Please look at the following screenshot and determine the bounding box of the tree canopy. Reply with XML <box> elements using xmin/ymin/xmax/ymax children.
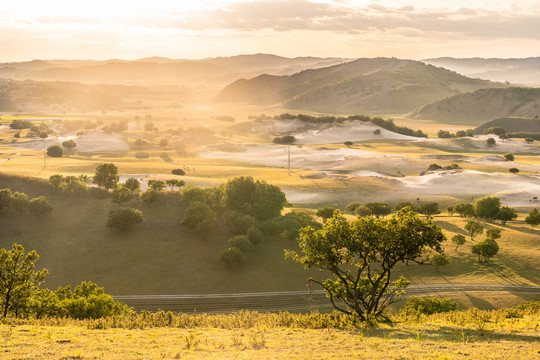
<box><xmin>286</xmin><ymin>208</ymin><xmax>446</xmax><ymax>320</ymax></box>
<box><xmin>93</xmin><ymin>163</ymin><xmax>119</xmax><ymax>190</ymax></box>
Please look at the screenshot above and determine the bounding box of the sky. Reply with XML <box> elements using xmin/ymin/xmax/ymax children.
<box><xmin>1</xmin><ymin>0</ymin><xmax>540</xmax><ymax>61</ymax></box>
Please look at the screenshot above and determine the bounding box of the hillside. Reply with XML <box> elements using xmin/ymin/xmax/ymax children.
<box><xmin>215</xmin><ymin>57</ymin><xmax>502</xmax><ymax>114</ymax></box>
<box><xmin>409</xmin><ymin>87</ymin><xmax>540</xmax><ymax>125</ymax></box>
<box><xmin>0</xmin><ymin>54</ymin><xmax>349</xmax><ymax>86</ymax></box>
<box><xmin>423</xmin><ymin>57</ymin><xmax>540</xmax><ymax>84</ymax></box>
<box><xmin>475</xmin><ymin>117</ymin><xmax>540</xmax><ymax>134</ymax></box>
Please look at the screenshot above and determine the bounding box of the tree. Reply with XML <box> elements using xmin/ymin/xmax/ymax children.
<box><xmin>111</xmin><ymin>186</ymin><xmax>134</xmax><ymax>204</ymax></box>
<box><xmin>344</xmin><ymin>141</ymin><xmax>353</xmax><ymax>146</ymax></box>
<box><xmin>354</xmin><ymin>205</ymin><xmax>372</xmax><ymax>217</ymax></box>
<box><xmin>525</xmin><ymin>209</ymin><xmax>540</xmax><ymax>229</ymax></box>
<box><xmin>486</xmin><ymin>138</ymin><xmax>496</xmax><ymax>146</ymax></box>
<box><xmin>46</xmin><ymin>145</ymin><xmax>63</xmax><ymax>157</ymax></box>
<box><xmin>0</xmin><ymin>188</ymin><xmax>12</xmax><ymax>210</ymax></box>
<box><xmin>395</xmin><ymin>201</ymin><xmax>416</xmax><ymax>212</ymax></box>
<box><xmin>93</xmin><ymin>163</ymin><xmax>119</xmax><ymax>190</ymax></box>
<box><xmin>159</xmin><ymin>139</ymin><xmax>169</xmax><ymax>148</ymax></box>
<box><xmin>418</xmin><ymin>202</ymin><xmax>440</xmax><ymax>219</ymax></box>
<box><xmin>286</xmin><ymin>208</ymin><xmax>446</xmax><ymax>320</ymax></box>
<box><xmin>28</xmin><ymin>196</ymin><xmax>52</xmax><ymax>217</ymax></box>
<box><xmin>123</xmin><ymin>178</ymin><xmax>140</xmax><ymax>192</ymax></box>
<box><xmin>431</xmin><ymin>253</ymin><xmax>450</xmax><ymax>271</ymax></box>
<box><xmin>437</xmin><ymin>130</ymin><xmax>453</xmax><ymax>138</ymax></box>
<box><xmin>141</xmin><ymin>188</ymin><xmax>162</xmax><ymax>206</ymax></box>
<box><xmin>503</xmin><ymin>153</ymin><xmax>514</xmax><ymax>161</ymax></box>
<box><xmin>364</xmin><ymin>202</ymin><xmax>391</xmax><ymax>218</ymax></box>
<box><xmin>147</xmin><ymin>180</ymin><xmax>165</xmax><ymax>191</ymax></box>
<box><xmin>345</xmin><ymin>202</ymin><xmax>362</xmax><ymax>213</ymax></box>
<box><xmin>172</xmin><ymin>169</ymin><xmax>186</xmax><ymax>176</ymax></box>
<box><xmin>0</xmin><ymin>244</ymin><xmax>48</xmax><ymax>317</ymax></box>
<box><xmin>62</xmin><ymin>140</ymin><xmax>76</xmax><ymax>150</ymax></box>
<box><xmin>106</xmin><ymin>207</ymin><xmax>144</xmax><ymax>232</ymax></box>
<box><xmin>10</xmin><ymin>192</ymin><xmax>29</xmax><ymax>213</ymax></box>
<box><xmin>228</xmin><ymin>235</ymin><xmax>252</xmax><ymax>253</ymax></box>
<box><xmin>182</xmin><ymin>201</ymin><xmax>216</xmax><ymax>231</ymax></box>
<box><xmin>472</xmin><ymin>238</ymin><xmax>499</xmax><ymax>262</ymax></box>
<box><xmin>454</xmin><ymin>203</ymin><xmax>476</xmax><ymax>218</ymax></box>
<box><xmin>180</xmin><ymin>186</ymin><xmax>206</xmax><ymax>205</ymax></box>
<box><xmin>486</xmin><ymin>228</ymin><xmax>502</xmax><ymax>240</ymax></box>
<box><xmin>316</xmin><ymin>207</ymin><xmax>336</xmax><ymax>223</ymax></box>
<box><xmin>464</xmin><ymin>220</ymin><xmax>483</xmax><ymax>240</ymax></box>
<box><xmin>475</xmin><ymin>197</ymin><xmax>501</xmax><ymax>221</ymax></box>
<box><xmin>220</xmin><ymin>247</ymin><xmax>246</xmax><ymax>269</ymax></box>
<box><xmin>451</xmin><ymin>234</ymin><xmax>466</xmax><ymax>250</ymax></box>
<box><xmin>509</xmin><ymin>168</ymin><xmax>520</xmax><ymax>174</ymax></box>
<box><xmin>496</xmin><ymin>206</ymin><xmax>517</xmax><ymax>225</ymax></box>
<box><xmin>525</xmin><ymin>138</ymin><xmax>534</xmax><ymax>143</ymax></box>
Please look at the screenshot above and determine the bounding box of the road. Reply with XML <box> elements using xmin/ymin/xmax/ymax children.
<box><xmin>113</xmin><ymin>283</ymin><xmax>540</xmax><ymax>313</ymax></box>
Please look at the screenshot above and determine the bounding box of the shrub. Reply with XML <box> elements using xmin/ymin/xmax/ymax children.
<box><xmin>509</xmin><ymin>168</ymin><xmax>519</xmax><ymax>174</ymax></box>
<box><xmin>404</xmin><ymin>296</ymin><xmax>458</xmax><ymax>315</ymax></box>
<box><xmin>228</xmin><ymin>235</ymin><xmax>252</xmax><ymax>253</ymax></box>
<box><xmin>344</xmin><ymin>202</ymin><xmax>362</xmax><ymax>213</ymax></box>
<box><xmin>486</xmin><ymin>138</ymin><xmax>496</xmax><ymax>146</ymax></box>
<box><xmin>28</xmin><ymin>196</ymin><xmax>53</xmax><ymax>217</ymax></box>
<box><xmin>141</xmin><ymin>188</ymin><xmax>162</xmax><ymax>206</ymax></box>
<box><xmin>220</xmin><ymin>247</ymin><xmax>246</xmax><ymax>269</ymax></box>
<box><xmin>172</xmin><ymin>169</ymin><xmax>186</xmax><ymax>176</ymax></box>
<box><xmin>247</xmin><ymin>226</ymin><xmax>265</xmax><ymax>244</ymax></box>
<box><xmin>503</xmin><ymin>153</ymin><xmax>515</xmax><ymax>161</ymax></box>
<box><xmin>222</xmin><ymin>210</ymin><xmax>256</xmax><ymax>235</ymax></box>
<box><xmin>182</xmin><ymin>202</ymin><xmax>216</xmax><ymax>230</ymax></box>
<box><xmin>106</xmin><ymin>207</ymin><xmax>144</xmax><ymax>231</ymax></box>
<box><xmin>46</xmin><ymin>145</ymin><xmax>63</xmax><ymax>157</ymax></box>
<box><xmin>472</xmin><ymin>238</ymin><xmax>499</xmax><ymax>262</ymax></box>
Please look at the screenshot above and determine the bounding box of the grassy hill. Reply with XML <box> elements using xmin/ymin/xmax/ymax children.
<box><xmin>423</xmin><ymin>57</ymin><xmax>540</xmax><ymax>84</ymax></box>
<box><xmin>474</xmin><ymin>117</ymin><xmax>540</xmax><ymax>134</ymax></box>
<box><xmin>215</xmin><ymin>57</ymin><xmax>502</xmax><ymax>114</ymax></box>
<box><xmin>409</xmin><ymin>87</ymin><xmax>540</xmax><ymax>125</ymax></box>
<box><xmin>0</xmin><ymin>173</ymin><xmax>538</xmax><ymax>302</ymax></box>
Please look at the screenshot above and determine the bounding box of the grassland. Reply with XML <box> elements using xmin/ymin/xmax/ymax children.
<box><xmin>1</xmin><ymin>306</ymin><xmax>538</xmax><ymax>359</ymax></box>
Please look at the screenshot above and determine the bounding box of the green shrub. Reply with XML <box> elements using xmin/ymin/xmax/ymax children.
<box><xmin>404</xmin><ymin>296</ymin><xmax>458</xmax><ymax>315</ymax></box>
<box><xmin>247</xmin><ymin>226</ymin><xmax>265</xmax><ymax>244</ymax></box>
<box><xmin>228</xmin><ymin>235</ymin><xmax>252</xmax><ymax>253</ymax></box>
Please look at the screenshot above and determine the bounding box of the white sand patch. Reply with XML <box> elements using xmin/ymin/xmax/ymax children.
<box><xmin>294</xmin><ymin>121</ymin><xmax>419</xmax><ymax>145</ymax></box>
<box><xmin>350</xmin><ymin>170</ymin><xmax>391</xmax><ymax>178</ymax></box>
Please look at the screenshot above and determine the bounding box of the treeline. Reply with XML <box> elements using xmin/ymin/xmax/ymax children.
<box><xmin>252</xmin><ymin>113</ymin><xmax>428</xmax><ymax>138</ymax></box>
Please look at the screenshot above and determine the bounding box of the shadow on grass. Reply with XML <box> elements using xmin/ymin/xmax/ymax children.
<box><xmin>434</xmin><ymin>220</ymin><xmax>467</xmax><ymax>235</ymax></box>
<box><xmin>355</xmin><ymin>325</ymin><xmax>539</xmax><ymax>344</ymax></box>
<box><xmin>504</xmin><ymin>224</ymin><xmax>540</xmax><ymax>236</ymax></box>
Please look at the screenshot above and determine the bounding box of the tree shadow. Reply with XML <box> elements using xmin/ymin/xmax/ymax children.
<box><xmin>433</xmin><ymin>220</ymin><xmax>467</xmax><ymax>235</ymax></box>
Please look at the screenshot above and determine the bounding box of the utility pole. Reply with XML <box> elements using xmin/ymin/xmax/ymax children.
<box><xmin>288</xmin><ymin>143</ymin><xmax>291</xmax><ymax>175</ymax></box>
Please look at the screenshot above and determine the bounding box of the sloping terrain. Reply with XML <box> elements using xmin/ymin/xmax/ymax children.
<box><xmin>0</xmin><ymin>54</ymin><xmax>349</xmax><ymax>86</ymax></box>
<box><xmin>423</xmin><ymin>57</ymin><xmax>540</xmax><ymax>84</ymax></box>
<box><xmin>475</xmin><ymin>117</ymin><xmax>540</xmax><ymax>134</ymax></box>
<box><xmin>409</xmin><ymin>87</ymin><xmax>540</xmax><ymax>125</ymax></box>
<box><xmin>215</xmin><ymin>57</ymin><xmax>501</xmax><ymax>114</ymax></box>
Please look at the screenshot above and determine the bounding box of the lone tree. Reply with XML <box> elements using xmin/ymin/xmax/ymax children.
<box><xmin>509</xmin><ymin>168</ymin><xmax>520</xmax><ymax>174</ymax></box>
<box><xmin>451</xmin><ymin>234</ymin><xmax>466</xmax><ymax>250</ymax></box>
<box><xmin>93</xmin><ymin>163</ymin><xmax>119</xmax><ymax>190</ymax></box>
<box><xmin>418</xmin><ymin>202</ymin><xmax>441</xmax><ymax>219</ymax></box>
<box><xmin>286</xmin><ymin>208</ymin><xmax>446</xmax><ymax>321</ymax></box>
<box><xmin>316</xmin><ymin>207</ymin><xmax>336</xmax><ymax>223</ymax></box>
<box><xmin>503</xmin><ymin>153</ymin><xmax>514</xmax><ymax>161</ymax></box>
<box><xmin>472</xmin><ymin>238</ymin><xmax>499</xmax><ymax>262</ymax></box>
<box><xmin>486</xmin><ymin>228</ymin><xmax>503</xmax><ymax>240</ymax></box>
<box><xmin>0</xmin><ymin>244</ymin><xmax>48</xmax><ymax>317</ymax></box>
<box><xmin>106</xmin><ymin>207</ymin><xmax>144</xmax><ymax>232</ymax></box>
<box><xmin>62</xmin><ymin>140</ymin><xmax>76</xmax><ymax>150</ymax></box>
<box><xmin>465</xmin><ymin>220</ymin><xmax>484</xmax><ymax>240</ymax></box>
<box><xmin>525</xmin><ymin>208</ymin><xmax>540</xmax><ymax>229</ymax></box>
<box><xmin>220</xmin><ymin>247</ymin><xmax>246</xmax><ymax>269</ymax></box>
<box><xmin>46</xmin><ymin>145</ymin><xmax>63</xmax><ymax>158</ymax></box>
<box><xmin>431</xmin><ymin>253</ymin><xmax>450</xmax><ymax>271</ymax></box>
<box><xmin>486</xmin><ymin>137</ymin><xmax>496</xmax><ymax>146</ymax></box>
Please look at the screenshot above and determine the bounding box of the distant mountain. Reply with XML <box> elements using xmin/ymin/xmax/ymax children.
<box><xmin>409</xmin><ymin>87</ymin><xmax>540</xmax><ymax>125</ymax></box>
<box><xmin>422</xmin><ymin>57</ymin><xmax>540</xmax><ymax>84</ymax></box>
<box><xmin>215</xmin><ymin>57</ymin><xmax>502</xmax><ymax>114</ymax></box>
<box><xmin>0</xmin><ymin>54</ymin><xmax>350</xmax><ymax>86</ymax></box>
<box><xmin>474</xmin><ymin>117</ymin><xmax>540</xmax><ymax>134</ymax></box>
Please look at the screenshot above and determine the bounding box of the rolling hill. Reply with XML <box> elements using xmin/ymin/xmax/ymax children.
<box><xmin>215</xmin><ymin>57</ymin><xmax>502</xmax><ymax>114</ymax></box>
<box><xmin>474</xmin><ymin>117</ymin><xmax>540</xmax><ymax>134</ymax></box>
<box><xmin>0</xmin><ymin>54</ymin><xmax>349</xmax><ymax>86</ymax></box>
<box><xmin>409</xmin><ymin>87</ymin><xmax>540</xmax><ymax>125</ymax></box>
<box><xmin>423</xmin><ymin>57</ymin><xmax>540</xmax><ymax>84</ymax></box>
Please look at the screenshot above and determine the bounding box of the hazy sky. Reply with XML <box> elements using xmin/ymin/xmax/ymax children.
<box><xmin>2</xmin><ymin>0</ymin><xmax>540</xmax><ymax>61</ymax></box>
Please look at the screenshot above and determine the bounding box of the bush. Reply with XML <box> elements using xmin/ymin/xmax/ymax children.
<box><xmin>172</xmin><ymin>169</ymin><xmax>186</xmax><ymax>176</ymax></box>
<box><xmin>106</xmin><ymin>207</ymin><xmax>144</xmax><ymax>231</ymax></box>
<box><xmin>28</xmin><ymin>196</ymin><xmax>53</xmax><ymax>217</ymax></box>
<box><xmin>503</xmin><ymin>153</ymin><xmax>515</xmax><ymax>161</ymax></box>
<box><xmin>509</xmin><ymin>168</ymin><xmax>520</xmax><ymax>174</ymax></box>
<box><xmin>486</xmin><ymin>138</ymin><xmax>496</xmax><ymax>146</ymax></box>
<box><xmin>344</xmin><ymin>202</ymin><xmax>362</xmax><ymax>213</ymax></box>
<box><xmin>403</xmin><ymin>296</ymin><xmax>458</xmax><ymax>315</ymax></box>
<box><xmin>222</xmin><ymin>210</ymin><xmax>257</xmax><ymax>235</ymax></box>
<box><xmin>220</xmin><ymin>247</ymin><xmax>246</xmax><ymax>269</ymax></box>
<box><xmin>46</xmin><ymin>145</ymin><xmax>63</xmax><ymax>157</ymax></box>
<box><xmin>247</xmin><ymin>226</ymin><xmax>265</xmax><ymax>244</ymax></box>
<box><xmin>141</xmin><ymin>188</ymin><xmax>162</xmax><ymax>206</ymax></box>
<box><xmin>182</xmin><ymin>201</ymin><xmax>216</xmax><ymax>230</ymax></box>
<box><xmin>228</xmin><ymin>235</ymin><xmax>252</xmax><ymax>253</ymax></box>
